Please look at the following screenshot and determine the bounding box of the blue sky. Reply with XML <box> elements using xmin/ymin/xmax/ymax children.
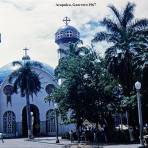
<box><xmin>0</xmin><ymin>0</ymin><xmax>147</xmax><ymax>68</ymax></box>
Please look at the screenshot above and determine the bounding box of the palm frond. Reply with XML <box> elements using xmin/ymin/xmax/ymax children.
<box><xmin>108</xmin><ymin>4</ymin><xmax>122</xmax><ymax>24</ymax></box>
<box><xmin>131</xmin><ymin>19</ymin><xmax>148</xmax><ymax>29</ymax></box>
<box><xmin>122</xmin><ymin>2</ymin><xmax>135</xmax><ymax>27</ymax></box>
<box><xmin>92</xmin><ymin>32</ymin><xmax>110</xmax><ymax>42</ymax></box>
<box><xmin>9</xmin><ymin>63</ymin><xmax>41</xmax><ymax>98</ymax></box>
<box><xmin>100</xmin><ymin>18</ymin><xmax>120</xmax><ymax>33</ymax></box>
<box><xmin>12</xmin><ymin>61</ymin><xmax>23</xmax><ymax>66</ymax></box>
<box><xmin>133</xmin><ymin>29</ymin><xmax>148</xmax><ymax>36</ymax></box>
<box><xmin>93</xmin><ymin>31</ymin><xmax>120</xmax><ymax>43</ymax></box>
<box><xmin>8</xmin><ymin>68</ymin><xmax>22</xmax><ymax>83</ymax></box>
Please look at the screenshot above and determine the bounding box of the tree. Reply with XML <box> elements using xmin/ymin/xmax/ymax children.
<box><xmin>54</xmin><ymin>44</ymin><xmax>94</xmax><ymax>142</ymax></box>
<box><xmin>92</xmin><ymin>2</ymin><xmax>148</xmax><ymax>97</ymax></box>
<box><xmin>46</xmin><ymin>44</ymin><xmax>118</xmax><ymax>142</ymax></box>
<box><xmin>9</xmin><ymin>61</ymin><xmax>41</xmax><ymax>139</ymax></box>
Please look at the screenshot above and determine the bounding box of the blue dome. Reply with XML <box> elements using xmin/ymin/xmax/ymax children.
<box><xmin>55</xmin><ymin>25</ymin><xmax>80</xmax><ymax>44</ymax></box>
<box><xmin>0</xmin><ymin>60</ymin><xmax>55</xmax><ymax>85</ymax></box>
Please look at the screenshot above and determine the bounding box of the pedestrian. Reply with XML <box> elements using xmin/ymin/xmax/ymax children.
<box><xmin>69</xmin><ymin>130</ymin><xmax>74</xmax><ymax>143</ymax></box>
<box><xmin>129</xmin><ymin>126</ymin><xmax>134</xmax><ymax>143</ymax></box>
<box><xmin>0</xmin><ymin>133</ymin><xmax>4</xmax><ymax>143</ymax></box>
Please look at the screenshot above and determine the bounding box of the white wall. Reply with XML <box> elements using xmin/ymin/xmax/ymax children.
<box><xmin>0</xmin><ymin>67</ymin><xmax>58</xmax><ymax>135</ymax></box>
<box><xmin>0</xmin><ymin>66</ymin><xmax>75</xmax><ymax>136</ymax></box>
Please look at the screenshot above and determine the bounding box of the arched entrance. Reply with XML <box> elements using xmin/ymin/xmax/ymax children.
<box><xmin>22</xmin><ymin>104</ymin><xmax>40</xmax><ymax>137</ymax></box>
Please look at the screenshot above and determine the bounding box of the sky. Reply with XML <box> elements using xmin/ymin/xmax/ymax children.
<box><xmin>0</xmin><ymin>0</ymin><xmax>147</xmax><ymax>68</ymax></box>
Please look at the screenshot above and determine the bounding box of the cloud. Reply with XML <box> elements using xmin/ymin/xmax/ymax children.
<box><xmin>0</xmin><ymin>0</ymin><xmax>147</xmax><ymax>68</ymax></box>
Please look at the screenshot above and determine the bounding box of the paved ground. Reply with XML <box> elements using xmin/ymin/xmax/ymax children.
<box><xmin>69</xmin><ymin>143</ymin><xmax>141</xmax><ymax>148</ymax></box>
<box><xmin>0</xmin><ymin>137</ymin><xmax>67</xmax><ymax>148</ymax></box>
<box><xmin>0</xmin><ymin>137</ymin><xmax>141</xmax><ymax>148</ymax></box>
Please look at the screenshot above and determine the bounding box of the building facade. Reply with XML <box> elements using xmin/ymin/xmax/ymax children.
<box><xmin>0</xmin><ymin>17</ymin><xmax>79</xmax><ymax>137</ymax></box>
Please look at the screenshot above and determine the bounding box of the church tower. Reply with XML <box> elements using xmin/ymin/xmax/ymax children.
<box><xmin>55</xmin><ymin>17</ymin><xmax>80</xmax><ymax>59</ymax></box>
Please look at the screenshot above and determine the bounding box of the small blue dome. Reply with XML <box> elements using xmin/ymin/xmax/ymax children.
<box><xmin>55</xmin><ymin>25</ymin><xmax>80</xmax><ymax>44</ymax></box>
<box><xmin>0</xmin><ymin>60</ymin><xmax>55</xmax><ymax>85</ymax></box>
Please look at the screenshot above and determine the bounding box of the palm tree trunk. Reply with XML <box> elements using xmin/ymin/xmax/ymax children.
<box><xmin>26</xmin><ymin>77</ymin><xmax>32</xmax><ymax>139</ymax></box>
<box><xmin>26</xmin><ymin>92</ymin><xmax>32</xmax><ymax>139</ymax></box>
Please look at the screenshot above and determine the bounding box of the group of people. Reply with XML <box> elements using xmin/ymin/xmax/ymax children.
<box><xmin>69</xmin><ymin>125</ymin><xmax>108</xmax><ymax>144</ymax></box>
<box><xmin>69</xmin><ymin>124</ymin><xmax>148</xmax><ymax>144</ymax></box>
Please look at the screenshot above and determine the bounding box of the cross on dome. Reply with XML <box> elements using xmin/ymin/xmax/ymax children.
<box><xmin>23</xmin><ymin>48</ymin><xmax>29</xmax><ymax>57</ymax></box>
<box><xmin>22</xmin><ymin>48</ymin><xmax>30</xmax><ymax>60</ymax></box>
<box><xmin>55</xmin><ymin>17</ymin><xmax>80</xmax><ymax>44</ymax></box>
<box><xmin>63</xmin><ymin>17</ymin><xmax>71</xmax><ymax>25</ymax></box>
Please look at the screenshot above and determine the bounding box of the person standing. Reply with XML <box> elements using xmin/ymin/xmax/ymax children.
<box><xmin>0</xmin><ymin>133</ymin><xmax>4</xmax><ymax>143</ymax></box>
<box><xmin>69</xmin><ymin>130</ymin><xmax>74</xmax><ymax>143</ymax></box>
<box><xmin>31</xmin><ymin>112</ymin><xmax>34</xmax><ymax>139</ymax></box>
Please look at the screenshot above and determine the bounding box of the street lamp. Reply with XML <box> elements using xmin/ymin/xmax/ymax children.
<box><xmin>135</xmin><ymin>81</ymin><xmax>144</xmax><ymax>146</ymax></box>
<box><xmin>54</xmin><ymin>102</ymin><xmax>60</xmax><ymax>143</ymax></box>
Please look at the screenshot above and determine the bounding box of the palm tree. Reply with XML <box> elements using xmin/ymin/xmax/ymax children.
<box><xmin>9</xmin><ymin>61</ymin><xmax>41</xmax><ymax>139</ymax></box>
<box><xmin>92</xmin><ymin>2</ymin><xmax>148</xmax><ymax>96</ymax></box>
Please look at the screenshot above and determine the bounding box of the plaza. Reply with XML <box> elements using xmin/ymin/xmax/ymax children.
<box><xmin>0</xmin><ymin>137</ymin><xmax>140</xmax><ymax>148</ymax></box>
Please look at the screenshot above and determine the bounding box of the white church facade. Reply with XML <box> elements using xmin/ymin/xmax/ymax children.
<box><xmin>0</xmin><ymin>17</ymin><xmax>79</xmax><ymax>137</ymax></box>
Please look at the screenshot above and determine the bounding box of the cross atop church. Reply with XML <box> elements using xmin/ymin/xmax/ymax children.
<box><xmin>22</xmin><ymin>48</ymin><xmax>30</xmax><ymax>60</ymax></box>
<box><xmin>23</xmin><ymin>48</ymin><xmax>29</xmax><ymax>57</ymax></box>
<box><xmin>63</xmin><ymin>17</ymin><xmax>71</xmax><ymax>25</ymax></box>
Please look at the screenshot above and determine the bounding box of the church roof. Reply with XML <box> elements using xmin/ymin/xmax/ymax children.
<box><xmin>56</xmin><ymin>25</ymin><xmax>79</xmax><ymax>34</ymax></box>
<box><xmin>55</xmin><ymin>25</ymin><xmax>80</xmax><ymax>44</ymax></box>
<box><xmin>0</xmin><ymin>60</ymin><xmax>55</xmax><ymax>85</ymax></box>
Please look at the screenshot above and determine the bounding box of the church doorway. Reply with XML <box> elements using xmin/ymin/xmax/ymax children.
<box><xmin>22</xmin><ymin>104</ymin><xmax>40</xmax><ymax>137</ymax></box>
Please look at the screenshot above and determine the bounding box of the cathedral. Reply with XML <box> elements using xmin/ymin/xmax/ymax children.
<box><xmin>0</xmin><ymin>17</ymin><xmax>80</xmax><ymax>137</ymax></box>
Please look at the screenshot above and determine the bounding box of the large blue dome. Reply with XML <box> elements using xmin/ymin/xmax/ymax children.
<box><xmin>55</xmin><ymin>25</ymin><xmax>80</xmax><ymax>44</ymax></box>
<box><xmin>0</xmin><ymin>60</ymin><xmax>55</xmax><ymax>85</ymax></box>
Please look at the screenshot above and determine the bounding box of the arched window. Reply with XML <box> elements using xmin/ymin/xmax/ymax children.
<box><xmin>66</xmin><ymin>30</ymin><xmax>73</xmax><ymax>37</ymax></box>
<box><xmin>3</xmin><ymin>111</ymin><xmax>16</xmax><ymax>136</ymax></box>
<box><xmin>57</xmin><ymin>33</ymin><xmax>61</xmax><ymax>39</ymax></box>
<box><xmin>57</xmin><ymin>32</ymin><xmax>64</xmax><ymax>39</ymax></box>
<box><xmin>46</xmin><ymin>109</ymin><xmax>55</xmax><ymax>134</ymax></box>
<box><xmin>60</xmin><ymin>32</ymin><xmax>64</xmax><ymax>38</ymax></box>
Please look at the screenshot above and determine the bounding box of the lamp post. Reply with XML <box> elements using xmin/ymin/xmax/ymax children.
<box><xmin>135</xmin><ymin>81</ymin><xmax>144</xmax><ymax>146</ymax></box>
<box><xmin>54</xmin><ymin>103</ymin><xmax>59</xmax><ymax>143</ymax></box>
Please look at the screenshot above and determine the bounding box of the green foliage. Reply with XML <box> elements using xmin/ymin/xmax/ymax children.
<box><xmin>46</xmin><ymin>44</ymin><xmax>119</xmax><ymax>125</ymax></box>
<box><xmin>122</xmin><ymin>95</ymin><xmax>137</xmax><ymax>109</ymax></box>
<box><xmin>92</xmin><ymin>2</ymin><xmax>148</xmax><ymax>98</ymax></box>
<box><xmin>92</xmin><ymin>2</ymin><xmax>148</xmax><ymax>125</ymax></box>
<box><xmin>8</xmin><ymin>61</ymin><xmax>41</xmax><ymax>139</ymax></box>
<box><xmin>9</xmin><ymin>61</ymin><xmax>41</xmax><ymax>98</ymax></box>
